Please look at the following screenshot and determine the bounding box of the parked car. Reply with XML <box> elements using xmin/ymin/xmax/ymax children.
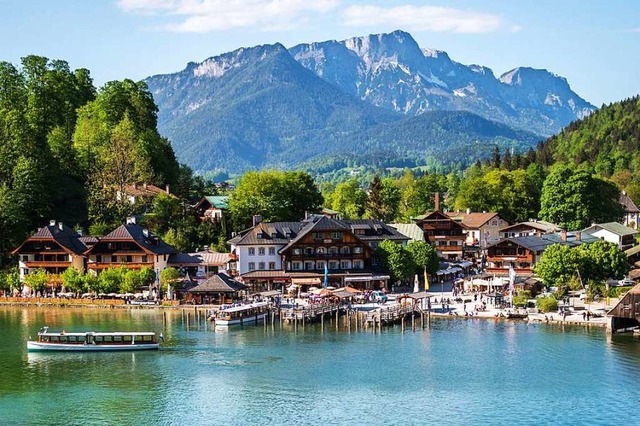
<box><xmin>370</xmin><ymin>291</ymin><xmax>388</xmax><ymax>303</ymax></box>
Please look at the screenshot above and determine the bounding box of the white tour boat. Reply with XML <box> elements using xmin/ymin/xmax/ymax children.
<box><xmin>27</xmin><ymin>327</ymin><xmax>161</xmax><ymax>352</ymax></box>
<box><xmin>212</xmin><ymin>301</ymin><xmax>270</xmax><ymax>326</ymax></box>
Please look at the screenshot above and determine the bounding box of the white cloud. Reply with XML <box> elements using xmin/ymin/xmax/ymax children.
<box><xmin>342</xmin><ymin>5</ymin><xmax>513</xmax><ymax>34</ymax></box>
<box><xmin>117</xmin><ymin>0</ymin><xmax>340</xmax><ymax>32</ymax></box>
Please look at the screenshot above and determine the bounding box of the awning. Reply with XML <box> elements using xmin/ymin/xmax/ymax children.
<box><xmin>291</xmin><ymin>278</ymin><xmax>321</xmax><ymax>285</ymax></box>
<box><xmin>344</xmin><ymin>275</ymin><xmax>390</xmax><ymax>282</ymax></box>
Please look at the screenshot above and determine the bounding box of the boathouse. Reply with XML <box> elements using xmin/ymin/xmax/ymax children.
<box><xmin>607</xmin><ymin>283</ymin><xmax>640</xmax><ymax>333</ymax></box>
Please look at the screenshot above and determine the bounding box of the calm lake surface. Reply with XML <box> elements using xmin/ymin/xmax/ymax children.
<box><xmin>1</xmin><ymin>306</ymin><xmax>639</xmax><ymax>426</ymax></box>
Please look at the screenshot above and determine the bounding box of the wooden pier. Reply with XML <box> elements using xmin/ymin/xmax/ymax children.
<box><xmin>280</xmin><ymin>304</ymin><xmax>341</xmax><ymax>323</ymax></box>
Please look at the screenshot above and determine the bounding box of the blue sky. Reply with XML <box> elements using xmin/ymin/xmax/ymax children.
<box><xmin>1</xmin><ymin>0</ymin><xmax>639</xmax><ymax>106</ymax></box>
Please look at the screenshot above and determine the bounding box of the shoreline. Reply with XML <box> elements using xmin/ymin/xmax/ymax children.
<box><xmin>0</xmin><ymin>300</ymin><xmax>611</xmax><ymax>330</ymax></box>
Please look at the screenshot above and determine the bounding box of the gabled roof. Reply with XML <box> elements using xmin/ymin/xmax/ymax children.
<box><xmin>343</xmin><ymin>219</ymin><xmax>409</xmax><ymax>242</ymax></box>
<box><xmin>280</xmin><ymin>215</ymin><xmax>349</xmax><ymax>251</ymax></box>
<box><xmin>487</xmin><ymin>232</ymin><xmax>599</xmax><ymax>252</ymax></box>
<box><xmin>583</xmin><ymin>222</ymin><xmax>639</xmax><ymax>237</ymax></box>
<box><xmin>168</xmin><ymin>250</ymin><xmax>231</xmax><ymax>266</ymax></box>
<box><xmin>187</xmin><ymin>273</ymin><xmax>247</xmax><ymax>293</ymax></box>
<box><xmin>204</xmin><ymin>195</ymin><xmax>228</xmax><ymax>209</ymax></box>
<box><xmin>87</xmin><ymin>224</ymin><xmax>177</xmax><ymax>255</ymax></box>
<box><xmin>229</xmin><ymin>222</ymin><xmax>304</xmax><ymax>246</ymax></box>
<box><xmin>389</xmin><ymin>223</ymin><xmax>425</xmax><ymax>242</ymax></box>
<box><xmin>499</xmin><ymin>220</ymin><xmax>562</xmax><ymax>233</ymax></box>
<box><xmin>620</xmin><ymin>192</ymin><xmax>640</xmax><ymax>214</ymax></box>
<box><xmin>124</xmin><ymin>183</ymin><xmax>167</xmax><ymax>197</ymax></box>
<box><xmin>12</xmin><ymin>223</ymin><xmax>86</xmax><ymax>255</ymax></box>
<box><xmin>445</xmin><ymin>212</ymin><xmax>501</xmax><ymax>229</ymax></box>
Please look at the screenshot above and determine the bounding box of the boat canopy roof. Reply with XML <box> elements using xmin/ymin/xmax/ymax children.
<box><xmin>37</xmin><ymin>330</ymin><xmax>156</xmax><ymax>337</ymax></box>
<box><xmin>219</xmin><ymin>301</ymin><xmax>270</xmax><ymax>313</ymax></box>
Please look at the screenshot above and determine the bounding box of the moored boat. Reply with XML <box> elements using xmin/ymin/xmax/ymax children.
<box><xmin>211</xmin><ymin>301</ymin><xmax>270</xmax><ymax>326</ymax></box>
<box><xmin>27</xmin><ymin>327</ymin><xmax>161</xmax><ymax>352</ymax></box>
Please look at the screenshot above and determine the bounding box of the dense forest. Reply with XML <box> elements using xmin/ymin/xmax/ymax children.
<box><xmin>0</xmin><ymin>56</ymin><xmax>222</xmax><ymax>267</ymax></box>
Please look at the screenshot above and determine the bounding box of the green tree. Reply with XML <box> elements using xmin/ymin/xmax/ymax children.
<box><xmin>98</xmin><ymin>267</ymin><xmax>124</xmax><ymax>294</ymax></box>
<box><xmin>539</xmin><ymin>165</ymin><xmax>624</xmax><ymax>230</ymax></box>
<box><xmin>24</xmin><ymin>269</ymin><xmax>49</xmax><ymax>295</ymax></box>
<box><xmin>577</xmin><ymin>240</ymin><xmax>629</xmax><ymax>283</ymax></box>
<box><xmin>230</xmin><ymin>170</ymin><xmax>323</xmax><ymax>227</ymax></box>
<box><xmin>61</xmin><ymin>267</ymin><xmax>85</xmax><ymax>294</ymax></box>
<box><xmin>375</xmin><ymin>240</ymin><xmax>416</xmax><ymax>285</ymax></box>
<box><xmin>405</xmin><ymin>240</ymin><xmax>439</xmax><ymax>289</ymax></box>
<box><xmin>327</xmin><ymin>178</ymin><xmax>367</xmax><ymax>219</ymax></box>
<box><xmin>533</xmin><ymin>244</ymin><xmax>581</xmax><ymax>288</ymax></box>
<box><xmin>122</xmin><ymin>270</ymin><xmax>143</xmax><ymax>293</ymax></box>
<box><xmin>159</xmin><ymin>267</ymin><xmax>180</xmax><ymax>292</ymax></box>
<box><xmin>139</xmin><ymin>267</ymin><xmax>156</xmax><ymax>287</ymax></box>
<box><xmin>83</xmin><ymin>273</ymin><xmax>100</xmax><ymax>294</ymax></box>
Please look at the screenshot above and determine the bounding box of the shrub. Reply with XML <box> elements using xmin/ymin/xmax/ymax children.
<box><xmin>610</xmin><ymin>286</ymin><xmax>633</xmax><ymax>298</ymax></box>
<box><xmin>512</xmin><ymin>290</ymin><xmax>531</xmax><ymax>308</ymax></box>
<box><xmin>536</xmin><ymin>296</ymin><xmax>559</xmax><ymax>313</ymax></box>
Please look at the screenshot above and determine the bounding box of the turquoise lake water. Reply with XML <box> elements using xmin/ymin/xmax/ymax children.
<box><xmin>1</xmin><ymin>306</ymin><xmax>639</xmax><ymax>425</ymax></box>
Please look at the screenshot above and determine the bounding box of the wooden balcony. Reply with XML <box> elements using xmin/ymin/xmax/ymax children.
<box><xmin>87</xmin><ymin>262</ymin><xmax>154</xmax><ymax>270</ymax></box>
<box><xmin>24</xmin><ymin>261</ymin><xmax>72</xmax><ymax>268</ymax></box>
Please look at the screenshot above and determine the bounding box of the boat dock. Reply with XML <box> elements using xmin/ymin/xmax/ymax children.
<box><xmin>280</xmin><ymin>304</ymin><xmax>342</xmax><ymax>324</ymax></box>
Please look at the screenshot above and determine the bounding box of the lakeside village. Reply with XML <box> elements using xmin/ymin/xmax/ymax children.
<box><xmin>3</xmin><ymin>186</ymin><xmax>640</xmax><ymax>333</ymax></box>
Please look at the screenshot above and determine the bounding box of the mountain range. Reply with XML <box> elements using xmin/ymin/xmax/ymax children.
<box><xmin>145</xmin><ymin>30</ymin><xmax>594</xmax><ymax>175</ymax></box>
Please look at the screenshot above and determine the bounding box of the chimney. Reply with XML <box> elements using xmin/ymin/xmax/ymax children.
<box><xmin>253</xmin><ymin>215</ymin><xmax>262</xmax><ymax>226</ymax></box>
<box><xmin>143</xmin><ymin>182</ymin><xmax>148</xmax><ymax>189</ymax></box>
<box><xmin>49</xmin><ymin>219</ymin><xmax>56</xmax><ymax>227</ymax></box>
<box><xmin>58</xmin><ymin>222</ymin><xmax>63</xmax><ymax>231</ymax></box>
<box><xmin>165</xmin><ymin>184</ymin><xmax>170</xmax><ymax>194</ymax></box>
<box><xmin>203</xmin><ymin>245</ymin><xmax>209</xmax><ymax>252</ymax></box>
<box><xmin>77</xmin><ymin>229</ymin><xmax>83</xmax><ymax>236</ymax></box>
<box><xmin>434</xmin><ymin>192</ymin><xmax>440</xmax><ymax>212</ymax></box>
<box><xmin>560</xmin><ymin>230</ymin><xmax>567</xmax><ymax>241</ymax></box>
<box><xmin>576</xmin><ymin>231</ymin><xmax>582</xmax><ymax>241</ymax></box>
<box><xmin>126</xmin><ymin>216</ymin><xmax>136</xmax><ymax>224</ymax></box>
<box><xmin>466</xmin><ymin>208</ymin><xmax>471</xmax><ymax>215</ymax></box>
<box><xmin>132</xmin><ymin>182</ymin><xmax>137</xmax><ymax>189</ymax></box>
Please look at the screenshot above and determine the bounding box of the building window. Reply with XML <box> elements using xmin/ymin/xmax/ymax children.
<box><xmin>293</xmin><ymin>248</ymin><xmax>302</xmax><ymax>255</ymax></box>
<box><xmin>305</xmin><ymin>247</ymin><xmax>314</xmax><ymax>255</ymax></box>
<box><xmin>332</xmin><ymin>232</ymin><xmax>342</xmax><ymax>240</ymax></box>
<box><xmin>329</xmin><ymin>261</ymin><xmax>339</xmax><ymax>269</ymax></box>
<box><xmin>341</xmin><ymin>246</ymin><xmax>350</xmax><ymax>254</ymax></box>
<box><xmin>125</xmin><ymin>255</ymin><xmax>132</xmax><ymax>263</ymax></box>
<box><xmin>353</xmin><ymin>260</ymin><xmax>363</xmax><ymax>269</ymax></box>
<box><xmin>111</xmin><ymin>255</ymin><xmax>117</xmax><ymax>263</ymax></box>
<box><xmin>292</xmin><ymin>262</ymin><xmax>302</xmax><ymax>270</ymax></box>
<box><xmin>268</xmin><ymin>247</ymin><xmax>275</xmax><ymax>256</ymax></box>
<box><xmin>329</xmin><ymin>246</ymin><xmax>339</xmax><ymax>254</ymax></box>
<box><xmin>21</xmin><ymin>255</ymin><xmax>29</xmax><ymax>262</ymax></box>
<box><xmin>96</xmin><ymin>255</ymin><xmax>102</xmax><ymax>263</ymax></box>
<box><xmin>248</xmin><ymin>262</ymin><xmax>255</xmax><ymax>271</ymax></box>
<box><xmin>142</xmin><ymin>255</ymin><xmax>148</xmax><ymax>263</ymax></box>
<box><xmin>305</xmin><ymin>261</ymin><xmax>314</xmax><ymax>270</ymax></box>
<box><xmin>316</xmin><ymin>247</ymin><xmax>326</xmax><ymax>254</ymax></box>
<box><xmin>259</xmin><ymin>262</ymin><xmax>265</xmax><ymax>270</ymax></box>
<box><xmin>258</xmin><ymin>247</ymin><xmax>265</xmax><ymax>256</ymax></box>
<box><xmin>268</xmin><ymin>262</ymin><xmax>276</xmax><ymax>270</ymax></box>
<box><xmin>340</xmin><ymin>260</ymin><xmax>351</xmax><ymax>269</ymax></box>
<box><xmin>353</xmin><ymin>247</ymin><xmax>363</xmax><ymax>254</ymax></box>
<box><xmin>313</xmin><ymin>232</ymin><xmax>323</xmax><ymax>240</ymax></box>
<box><xmin>248</xmin><ymin>247</ymin><xmax>255</xmax><ymax>256</ymax></box>
<box><xmin>316</xmin><ymin>261</ymin><xmax>325</xmax><ymax>270</ymax></box>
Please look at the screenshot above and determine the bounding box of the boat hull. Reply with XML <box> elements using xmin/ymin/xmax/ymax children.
<box><xmin>27</xmin><ymin>341</ymin><xmax>159</xmax><ymax>352</ymax></box>
<box><xmin>214</xmin><ymin>313</ymin><xmax>267</xmax><ymax>326</ymax></box>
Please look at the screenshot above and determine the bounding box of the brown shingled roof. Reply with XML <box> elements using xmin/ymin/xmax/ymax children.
<box><xmin>446</xmin><ymin>212</ymin><xmax>499</xmax><ymax>228</ymax></box>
